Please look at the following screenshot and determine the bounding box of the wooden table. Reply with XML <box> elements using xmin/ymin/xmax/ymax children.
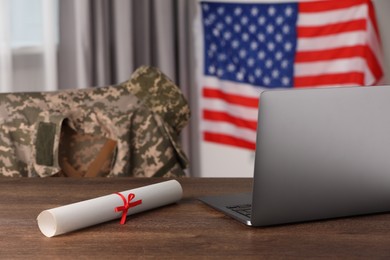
<box><xmin>1</xmin><ymin>178</ymin><xmax>390</xmax><ymax>259</ymax></box>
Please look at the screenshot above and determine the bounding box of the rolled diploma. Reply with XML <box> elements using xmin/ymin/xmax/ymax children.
<box><xmin>37</xmin><ymin>180</ymin><xmax>182</xmax><ymax>237</ymax></box>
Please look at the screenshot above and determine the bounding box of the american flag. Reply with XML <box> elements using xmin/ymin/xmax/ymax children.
<box><xmin>198</xmin><ymin>0</ymin><xmax>384</xmax><ymax>150</ymax></box>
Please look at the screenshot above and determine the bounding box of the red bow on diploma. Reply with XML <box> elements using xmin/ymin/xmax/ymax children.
<box><xmin>114</xmin><ymin>192</ymin><xmax>142</xmax><ymax>224</ymax></box>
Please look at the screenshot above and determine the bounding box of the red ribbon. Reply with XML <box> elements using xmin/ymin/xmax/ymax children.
<box><xmin>114</xmin><ymin>192</ymin><xmax>142</xmax><ymax>224</ymax></box>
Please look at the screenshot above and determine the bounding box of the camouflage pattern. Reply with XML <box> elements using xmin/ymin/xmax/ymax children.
<box><xmin>0</xmin><ymin>66</ymin><xmax>190</xmax><ymax>177</ymax></box>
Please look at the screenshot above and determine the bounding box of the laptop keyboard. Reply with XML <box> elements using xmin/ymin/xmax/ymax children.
<box><xmin>226</xmin><ymin>204</ymin><xmax>252</xmax><ymax>218</ymax></box>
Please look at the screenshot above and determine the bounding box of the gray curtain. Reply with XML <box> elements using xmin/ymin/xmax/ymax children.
<box><xmin>58</xmin><ymin>0</ymin><xmax>199</xmax><ymax>176</ymax></box>
<box><xmin>59</xmin><ymin>0</ymin><xmax>178</xmax><ymax>87</ymax></box>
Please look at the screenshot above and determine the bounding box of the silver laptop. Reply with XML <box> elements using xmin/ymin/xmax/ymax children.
<box><xmin>199</xmin><ymin>85</ymin><xmax>390</xmax><ymax>226</ymax></box>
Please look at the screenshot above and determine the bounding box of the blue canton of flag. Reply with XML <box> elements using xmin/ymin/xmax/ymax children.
<box><xmin>202</xmin><ymin>2</ymin><xmax>298</xmax><ymax>88</ymax></box>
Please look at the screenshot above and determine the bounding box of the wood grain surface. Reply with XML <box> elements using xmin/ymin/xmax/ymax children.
<box><xmin>1</xmin><ymin>177</ymin><xmax>390</xmax><ymax>259</ymax></box>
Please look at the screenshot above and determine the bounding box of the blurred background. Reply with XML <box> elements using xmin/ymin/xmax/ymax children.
<box><xmin>1</xmin><ymin>0</ymin><xmax>389</xmax><ymax>177</ymax></box>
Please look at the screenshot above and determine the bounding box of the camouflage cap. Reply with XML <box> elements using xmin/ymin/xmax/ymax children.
<box><xmin>125</xmin><ymin>66</ymin><xmax>190</xmax><ymax>134</ymax></box>
<box><xmin>122</xmin><ymin>66</ymin><xmax>190</xmax><ymax>171</ymax></box>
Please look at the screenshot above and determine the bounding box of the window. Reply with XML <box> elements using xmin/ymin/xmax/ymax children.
<box><xmin>0</xmin><ymin>0</ymin><xmax>58</xmax><ymax>92</ymax></box>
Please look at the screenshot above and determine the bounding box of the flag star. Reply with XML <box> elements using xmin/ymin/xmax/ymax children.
<box><xmin>268</xmin><ymin>6</ymin><xmax>276</xmax><ymax>16</ymax></box>
<box><xmin>249</xmin><ymin>24</ymin><xmax>257</xmax><ymax>33</ymax></box>
<box><xmin>250</xmin><ymin>41</ymin><xmax>258</xmax><ymax>50</ymax></box>
<box><xmin>225</xmin><ymin>15</ymin><xmax>233</xmax><ymax>24</ymax></box>
<box><xmin>266</xmin><ymin>24</ymin><xmax>275</xmax><ymax>34</ymax></box>
<box><xmin>216</xmin><ymin>23</ymin><xmax>224</xmax><ymax>30</ymax></box>
<box><xmin>255</xmin><ymin>68</ymin><xmax>262</xmax><ymax>77</ymax></box>
<box><xmin>234</xmin><ymin>7</ymin><xmax>242</xmax><ymax>16</ymax></box>
<box><xmin>267</xmin><ymin>42</ymin><xmax>275</xmax><ymax>51</ymax></box>
<box><xmin>218</xmin><ymin>53</ymin><xmax>227</xmax><ymax>61</ymax></box>
<box><xmin>285</xmin><ymin>6</ymin><xmax>293</xmax><ymax>17</ymax></box>
<box><xmin>242</xmin><ymin>33</ymin><xmax>250</xmax><ymax>42</ymax></box>
<box><xmin>265</xmin><ymin>59</ymin><xmax>273</xmax><ymax>68</ymax></box>
<box><xmin>258</xmin><ymin>51</ymin><xmax>266</xmax><ymax>60</ymax></box>
<box><xmin>263</xmin><ymin>76</ymin><xmax>271</xmax><ymax>85</ymax></box>
<box><xmin>258</xmin><ymin>16</ymin><xmax>266</xmax><ymax>25</ymax></box>
<box><xmin>272</xmin><ymin>69</ymin><xmax>280</xmax><ymax>78</ymax></box>
<box><xmin>210</xmin><ymin>43</ymin><xmax>217</xmax><ymax>51</ymax></box>
<box><xmin>202</xmin><ymin>4</ymin><xmax>209</xmax><ymax>11</ymax></box>
<box><xmin>217</xmin><ymin>7</ymin><xmax>225</xmax><ymax>15</ymax></box>
<box><xmin>234</xmin><ymin>24</ymin><xmax>241</xmax><ymax>32</ymax></box>
<box><xmin>275</xmin><ymin>51</ymin><xmax>283</xmax><ymax>60</ymax></box>
<box><xmin>207</xmin><ymin>50</ymin><xmax>213</xmax><ymax>57</ymax></box>
<box><xmin>251</xmin><ymin>7</ymin><xmax>259</xmax><ymax>16</ymax></box>
<box><xmin>283</xmin><ymin>25</ymin><xmax>290</xmax><ymax>34</ymax></box>
<box><xmin>241</xmin><ymin>16</ymin><xmax>249</xmax><ymax>25</ymax></box>
<box><xmin>257</xmin><ymin>33</ymin><xmax>265</xmax><ymax>42</ymax></box>
<box><xmin>217</xmin><ymin>69</ymin><xmax>224</xmax><ymax>77</ymax></box>
<box><xmin>248</xmin><ymin>75</ymin><xmax>255</xmax><ymax>83</ymax></box>
<box><xmin>208</xmin><ymin>14</ymin><xmax>216</xmax><ymax>23</ymax></box>
<box><xmin>224</xmin><ymin>31</ymin><xmax>232</xmax><ymax>40</ymax></box>
<box><xmin>236</xmin><ymin>71</ymin><xmax>245</xmax><ymax>81</ymax></box>
<box><xmin>208</xmin><ymin>65</ymin><xmax>216</xmax><ymax>74</ymax></box>
<box><xmin>284</xmin><ymin>42</ymin><xmax>293</xmax><ymax>51</ymax></box>
<box><xmin>281</xmin><ymin>60</ymin><xmax>289</xmax><ymax>69</ymax></box>
<box><xmin>275</xmin><ymin>33</ymin><xmax>283</xmax><ymax>42</ymax></box>
<box><xmin>213</xmin><ymin>28</ymin><xmax>220</xmax><ymax>37</ymax></box>
<box><xmin>239</xmin><ymin>49</ymin><xmax>247</xmax><ymax>58</ymax></box>
<box><xmin>247</xmin><ymin>58</ymin><xmax>255</xmax><ymax>67</ymax></box>
<box><xmin>276</xmin><ymin>16</ymin><xmax>284</xmax><ymax>25</ymax></box>
<box><xmin>227</xmin><ymin>63</ymin><xmax>236</xmax><ymax>72</ymax></box>
<box><xmin>282</xmin><ymin>76</ymin><xmax>290</xmax><ymax>85</ymax></box>
<box><xmin>232</xmin><ymin>40</ymin><xmax>239</xmax><ymax>48</ymax></box>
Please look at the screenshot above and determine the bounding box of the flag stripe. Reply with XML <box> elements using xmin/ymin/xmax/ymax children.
<box><xmin>299</xmin><ymin>0</ymin><xmax>368</xmax><ymax>13</ymax></box>
<box><xmin>298</xmin><ymin>4</ymin><xmax>366</xmax><ymax>27</ymax></box>
<box><xmin>204</xmin><ymin>132</ymin><xmax>256</xmax><ymax>150</ymax></box>
<box><xmin>368</xmin><ymin>0</ymin><xmax>380</xmax><ymax>41</ymax></box>
<box><xmin>294</xmin><ymin>72</ymin><xmax>365</xmax><ymax>87</ymax></box>
<box><xmin>202</xmin><ymin>76</ymin><xmax>265</xmax><ymax>97</ymax></box>
<box><xmin>202</xmin><ymin>121</ymin><xmax>257</xmax><ymax>141</ymax></box>
<box><xmin>365</xmin><ymin>46</ymin><xmax>383</xmax><ymax>81</ymax></box>
<box><xmin>204</xmin><ymin>110</ymin><xmax>258</xmax><ymax>130</ymax></box>
<box><xmin>202</xmin><ymin>98</ymin><xmax>259</xmax><ymax>121</ymax></box>
<box><xmin>366</xmin><ymin>4</ymin><xmax>384</xmax><ymax>81</ymax></box>
<box><xmin>298</xmin><ymin>19</ymin><xmax>366</xmax><ymax>37</ymax></box>
<box><xmin>296</xmin><ymin>0</ymin><xmax>383</xmax><ymax>85</ymax></box>
<box><xmin>297</xmin><ymin>31</ymin><xmax>367</xmax><ymax>51</ymax></box>
<box><xmin>203</xmin><ymin>88</ymin><xmax>259</xmax><ymax>108</ymax></box>
<box><xmin>295</xmin><ymin>45</ymin><xmax>366</xmax><ymax>62</ymax></box>
<box><xmin>367</xmin><ymin>19</ymin><xmax>384</xmax><ymax>71</ymax></box>
<box><xmin>295</xmin><ymin>58</ymin><xmax>366</xmax><ymax>77</ymax></box>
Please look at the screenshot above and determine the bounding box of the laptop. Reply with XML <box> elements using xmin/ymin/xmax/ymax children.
<box><xmin>199</xmin><ymin>85</ymin><xmax>390</xmax><ymax>226</ymax></box>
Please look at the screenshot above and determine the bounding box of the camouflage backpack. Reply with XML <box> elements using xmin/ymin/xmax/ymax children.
<box><xmin>0</xmin><ymin>66</ymin><xmax>190</xmax><ymax>177</ymax></box>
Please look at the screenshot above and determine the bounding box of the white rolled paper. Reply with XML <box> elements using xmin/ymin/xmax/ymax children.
<box><xmin>37</xmin><ymin>180</ymin><xmax>183</xmax><ymax>237</ymax></box>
